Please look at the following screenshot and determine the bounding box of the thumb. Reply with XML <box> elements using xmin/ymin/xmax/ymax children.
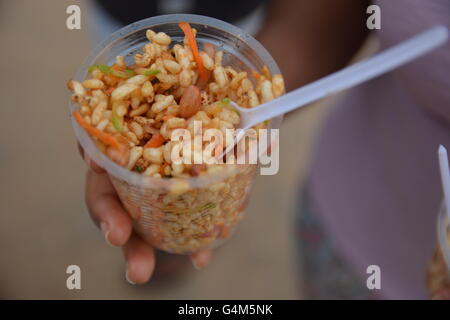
<box><xmin>190</xmin><ymin>249</ymin><xmax>213</xmax><ymax>270</ymax></box>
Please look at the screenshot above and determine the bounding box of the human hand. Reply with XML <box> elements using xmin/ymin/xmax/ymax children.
<box><xmin>78</xmin><ymin>144</ymin><xmax>213</xmax><ymax>284</ymax></box>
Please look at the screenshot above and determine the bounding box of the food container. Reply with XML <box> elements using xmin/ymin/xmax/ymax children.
<box><xmin>427</xmin><ymin>203</ymin><xmax>450</xmax><ymax>296</ymax></box>
<box><xmin>69</xmin><ymin>14</ymin><xmax>283</xmax><ymax>254</ymax></box>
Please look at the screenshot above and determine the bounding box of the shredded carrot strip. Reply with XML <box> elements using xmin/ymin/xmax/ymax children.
<box><xmin>105</xmin><ymin>87</ymin><xmax>115</xmax><ymax>96</ymax></box>
<box><xmin>112</xmin><ymin>63</ymin><xmax>124</xmax><ymax>71</ymax></box>
<box><xmin>145</xmin><ymin>133</ymin><xmax>165</xmax><ymax>148</ymax></box>
<box><xmin>73</xmin><ymin>111</ymin><xmax>122</xmax><ymax>150</ymax></box>
<box><xmin>196</xmin><ymin>70</ymin><xmax>211</xmax><ymax>89</ymax></box>
<box><xmin>220</xmin><ymin>225</ymin><xmax>231</xmax><ymax>239</ymax></box>
<box><xmin>162</xmin><ymin>114</ymin><xmax>175</xmax><ymax>122</ymax></box>
<box><xmin>252</xmin><ymin>70</ymin><xmax>261</xmax><ymax>80</ymax></box>
<box><xmin>179</xmin><ymin>21</ymin><xmax>207</xmax><ymax>82</ymax></box>
<box><xmin>261</xmin><ymin>65</ymin><xmax>271</xmax><ymax>79</ymax></box>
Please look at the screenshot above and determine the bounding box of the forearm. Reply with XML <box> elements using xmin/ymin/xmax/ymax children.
<box><xmin>257</xmin><ymin>0</ymin><xmax>370</xmax><ymax>91</ymax></box>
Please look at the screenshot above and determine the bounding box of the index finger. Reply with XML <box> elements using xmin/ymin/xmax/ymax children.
<box><xmin>85</xmin><ymin>170</ymin><xmax>132</xmax><ymax>246</ymax></box>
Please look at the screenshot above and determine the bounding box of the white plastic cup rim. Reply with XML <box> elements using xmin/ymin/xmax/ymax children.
<box><xmin>68</xmin><ymin>14</ymin><xmax>283</xmax><ymax>190</ymax></box>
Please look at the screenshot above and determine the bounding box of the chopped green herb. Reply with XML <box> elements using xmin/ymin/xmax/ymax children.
<box><xmin>110</xmin><ymin>69</ymin><xmax>123</xmax><ymax>78</ymax></box>
<box><xmin>220</xmin><ymin>98</ymin><xmax>240</xmax><ymax>114</ymax></box>
<box><xmin>111</xmin><ymin>115</ymin><xmax>123</xmax><ymax>132</ymax></box>
<box><xmin>111</xmin><ymin>68</ymin><xmax>135</xmax><ymax>78</ymax></box>
<box><xmin>125</xmin><ymin>69</ymin><xmax>135</xmax><ymax>76</ymax></box>
<box><xmin>97</xmin><ymin>64</ymin><xmax>111</xmax><ymax>74</ymax></box>
<box><xmin>87</xmin><ymin>65</ymin><xmax>97</xmax><ymax>73</ymax></box>
<box><xmin>135</xmin><ymin>165</ymin><xmax>145</xmax><ymax>173</ymax></box>
<box><xmin>144</xmin><ymin>69</ymin><xmax>161</xmax><ymax>76</ymax></box>
<box><xmin>201</xmin><ymin>202</ymin><xmax>216</xmax><ymax>210</ymax></box>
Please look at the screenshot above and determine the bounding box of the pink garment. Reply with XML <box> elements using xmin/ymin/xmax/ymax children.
<box><xmin>309</xmin><ymin>0</ymin><xmax>450</xmax><ymax>299</ymax></box>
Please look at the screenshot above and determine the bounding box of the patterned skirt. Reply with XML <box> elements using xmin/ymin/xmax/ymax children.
<box><xmin>297</xmin><ymin>185</ymin><xmax>377</xmax><ymax>300</ymax></box>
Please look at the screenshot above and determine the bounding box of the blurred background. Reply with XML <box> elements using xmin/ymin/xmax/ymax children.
<box><xmin>0</xmin><ymin>0</ymin><xmax>374</xmax><ymax>299</ymax></box>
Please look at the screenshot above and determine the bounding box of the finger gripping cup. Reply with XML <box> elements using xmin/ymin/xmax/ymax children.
<box><xmin>69</xmin><ymin>14</ymin><xmax>283</xmax><ymax>254</ymax></box>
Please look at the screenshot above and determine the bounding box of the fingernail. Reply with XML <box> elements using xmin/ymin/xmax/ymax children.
<box><xmin>191</xmin><ymin>257</ymin><xmax>202</xmax><ymax>270</ymax></box>
<box><xmin>125</xmin><ymin>265</ymin><xmax>135</xmax><ymax>285</ymax></box>
<box><xmin>100</xmin><ymin>222</ymin><xmax>114</xmax><ymax>247</ymax></box>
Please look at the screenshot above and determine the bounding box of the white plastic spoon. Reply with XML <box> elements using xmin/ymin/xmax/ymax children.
<box><xmin>223</xmin><ymin>25</ymin><xmax>448</xmax><ymax>157</ymax></box>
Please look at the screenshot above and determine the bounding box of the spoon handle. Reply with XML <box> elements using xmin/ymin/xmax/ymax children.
<box><xmin>245</xmin><ymin>25</ymin><xmax>448</xmax><ymax>127</ymax></box>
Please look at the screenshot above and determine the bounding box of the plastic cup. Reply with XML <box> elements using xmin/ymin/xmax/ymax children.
<box><xmin>427</xmin><ymin>203</ymin><xmax>450</xmax><ymax>296</ymax></box>
<box><xmin>69</xmin><ymin>14</ymin><xmax>283</xmax><ymax>254</ymax></box>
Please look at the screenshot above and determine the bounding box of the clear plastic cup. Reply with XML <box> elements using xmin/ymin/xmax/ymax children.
<box><xmin>427</xmin><ymin>203</ymin><xmax>450</xmax><ymax>296</ymax></box>
<box><xmin>69</xmin><ymin>14</ymin><xmax>283</xmax><ymax>254</ymax></box>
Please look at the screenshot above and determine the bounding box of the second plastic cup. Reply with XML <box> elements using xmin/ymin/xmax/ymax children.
<box><xmin>69</xmin><ymin>14</ymin><xmax>283</xmax><ymax>254</ymax></box>
<box><xmin>427</xmin><ymin>203</ymin><xmax>450</xmax><ymax>296</ymax></box>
